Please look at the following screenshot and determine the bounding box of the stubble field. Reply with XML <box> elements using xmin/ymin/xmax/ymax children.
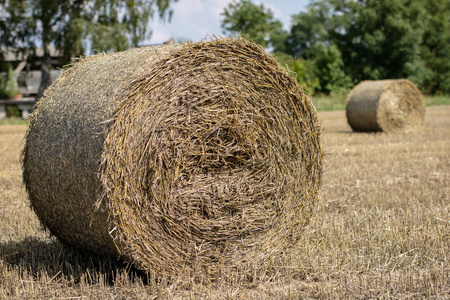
<box><xmin>0</xmin><ymin>106</ymin><xmax>449</xmax><ymax>299</ymax></box>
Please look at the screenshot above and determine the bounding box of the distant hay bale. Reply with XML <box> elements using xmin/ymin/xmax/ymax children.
<box><xmin>21</xmin><ymin>38</ymin><xmax>323</xmax><ymax>277</ymax></box>
<box><xmin>346</xmin><ymin>79</ymin><xmax>425</xmax><ymax>132</ymax></box>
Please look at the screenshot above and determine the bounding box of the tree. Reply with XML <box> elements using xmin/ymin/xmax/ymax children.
<box><xmin>285</xmin><ymin>0</ymin><xmax>353</xmax><ymax>94</ymax></box>
<box><xmin>221</xmin><ymin>0</ymin><xmax>287</xmax><ymax>52</ymax></box>
<box><xmin>313</xmin><ymin>44</ymin><xmax>352</xmax><ymax>94</ymax></box>
<box><xmin>285</xmin><ymin>0</ymin><xmax>355</xmax><ymax>59</ymax></box>
<box><xmin>417</xmin><ymin>0</ymin><xmax>450</xmax><ymax>94</ymax></box>
<box><xmin>285</xmin><ymin>1</ymin><xmax>329</xmax><ymax>59</ymax></box>
<box><xmin>273</xmin><ymin>52</ymin><xmax>319</xmax><ymax>95</ymax></box>
<box><xmin>334</xmin><ymin>0</ymin><xmax>427</xmax><ymax>84</ymax></box>
<box><xmin>286</xmin><ymin>0</ymin><xmax>450</xmax><ymax>94</ymax></box>
<box><xmin>0</xmin><ymin>0</ymin><xmax>176</xmax><ymax>101</ymax></box>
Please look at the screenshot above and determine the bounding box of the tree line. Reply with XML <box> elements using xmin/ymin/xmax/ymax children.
<box><xmin>222</xmin><ymin>0</ymin><xmax>450</xmax><ymax>95</ymax></box>
<box><xmin>1</xmin><ymin>0</ymin><xmax>448</xmax><ymax>99</ymax></box>
<box><xmin>0</xmin><ymin>0</ymin><xmax>176</xmax><ymax>100</ymax></box>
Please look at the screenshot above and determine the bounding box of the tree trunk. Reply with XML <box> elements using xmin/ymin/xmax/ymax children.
<box><xmin>36</xmin><ymin>41</ymin><xmax>52</xmax><ymax>102</ymax></box>
<box><xmin>14</xmin><ymin>61</ymin><xmax>27</xmax><ymax>81</ymax></box>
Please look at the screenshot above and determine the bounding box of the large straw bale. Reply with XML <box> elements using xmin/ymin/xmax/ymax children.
<box><xmin>21</xmin><ymin>38</ymin><xmax>323</xmax><ymax>277</ymax></box>
<box><xmin>346</xmin><ymin>79</ymin><xmax>425</xmax><ymax>132</ymax></box>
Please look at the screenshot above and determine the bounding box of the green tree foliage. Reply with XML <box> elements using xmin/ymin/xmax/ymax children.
<box><xmin>334</xmin><ymin>0</ymin><xmax>427</xmax><ymax>84</ymax></box>
<box><xmin>418</xmin><ymin>0</ymin><xmax>450</xmax><ymax>94</ymax></box>
<box><xmin>286</xmin><ymin>0</ymin><xmax>450</xmax><ymax>94</ymax></box>
<box><xmin>285</xmin><ymin>1</ymin><xmax>330</xmax><ymax>59</ymax></box>
<box><xmin>0</xmin><ymin>0</ymin><xmax>176</xmax><ymax>99</ymax></box>
<box><xmin>221</xmin><ymin>0</ymin><xmax>287</xmax><ymax>52</ymax></box>
<box><xmin>0</xmin><ymin>65</ymin><xmax>20</xmax><ymax>98</ymax></box>
<box><xmin>273</xmin><ymin>52</ymin><xmax>319</xmax><ymax>95</ymax></box>
<box><xmin>285</xmin><ymin>0</ymin><xmax>355</xmax><ymax>94</ymax></box>
<box><xmin>313</xmin><ymin>44</ymin><xmax>352</xmax><ymax>94</ymax></box>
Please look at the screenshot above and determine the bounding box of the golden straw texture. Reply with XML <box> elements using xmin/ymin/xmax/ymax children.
<box><xmin>22</xmin><ymin>38</ymin><xmax>323</xmax><ymax>277</ymax></box>
<box><xmin>346</xmin><ymin>79</ymin><xmax>425</xmax><ymax>133</ymax></box>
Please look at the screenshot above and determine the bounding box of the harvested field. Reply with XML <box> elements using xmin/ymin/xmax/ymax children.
<box><xmin>1</xmin><ymin>105</ymin><xmax>449</xmax><ymax>299</ymax></box>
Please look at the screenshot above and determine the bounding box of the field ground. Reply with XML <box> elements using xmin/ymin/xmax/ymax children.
<box><xmin>0</xmin><ymin>106</ymin><xmax>449</xmax><ymax>299</ymax></box>
<box><xmin>1</xmin><ymin>94</ymin><xmax>449</xmax><ymax>126</ymax></box>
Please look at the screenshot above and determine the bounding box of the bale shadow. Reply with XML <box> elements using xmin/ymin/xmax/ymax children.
<box><xmin>0</xmin><ymin>236</ymin><xmax>280</xmax><ymax>289</ymax></box>
<box><xmin>335</xmin><ymin>130</ymin><xmax>355</xmax><ymax>134</ymax></box>
<box><xmin>0</xmin><ymin>236</ymin><xmax>151</xmax><ymax>286</ymax></box>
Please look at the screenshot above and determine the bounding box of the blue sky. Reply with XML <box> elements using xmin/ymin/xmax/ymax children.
<box><xmin>146</xmin><ymin>0</ymin><xmax>310</xmax><ymax>44</ymax></box>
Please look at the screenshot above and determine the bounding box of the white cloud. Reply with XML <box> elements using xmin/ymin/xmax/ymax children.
<box><xmin>145</xmin><ymin>0</ymin><xmax>308</xmax><ymax>45</ymax></box>
<box><xmin>146</xmin><ymin>0</ymin><xmax>230</xmax><ymax>44</ymax></box>
<box><xmin>173</xmin><ymin>0</ymin><xmax>206</xmax><ymax>14</ymax></box>
<box><xmin>210</xmin><ymin>0</ymin><xmax>234</xmax><ymax>17</ymax></box>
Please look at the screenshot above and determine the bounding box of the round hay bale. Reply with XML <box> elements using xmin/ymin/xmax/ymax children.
<box><xmin>346</xmin><ymin>79</ymin><xmax>425</xmax><ymax>132</ymax></box>
<box><xmin>21</xmin><ymin>38</ymin><xmax>323</xmax><ymax>276</ymax></box>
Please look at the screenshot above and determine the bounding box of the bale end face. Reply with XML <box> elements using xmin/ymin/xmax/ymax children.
<box><xmin>22</xmin><ymin>38</ymin><xmax>323</xmax><ymax>277</ymax></box>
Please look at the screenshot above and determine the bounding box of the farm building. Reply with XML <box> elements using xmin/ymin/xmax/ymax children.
<box><xmin>1</xmin><ymin>46</ymin><xmax>63</xmax><ymax>99</ymax></box>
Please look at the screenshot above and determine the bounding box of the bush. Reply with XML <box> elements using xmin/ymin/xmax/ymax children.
<box><xmin>273</xmin><ymin>52</ymin><xmax>319</xmax><ymax>95</ymax></box>
<box><xmin>6</xmin><ymin>106</ymin><xmax>21</xmax><ymax>118</ymax></box>
<box><xmin>0</xmin><ymin>65</ymin><xmax>20</xmax><ymax>99</ymax></box>
<box><xmin>313</xmin><ymin>45</ymin><xmax>352</xmax><ymax>95</ymax></box>
<box><xmin>274</xmin><ymin>45</ymin><xmax>353</xmax><ymax>96</ymax></box>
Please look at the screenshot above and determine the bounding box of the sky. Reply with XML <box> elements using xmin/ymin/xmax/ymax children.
<box><xmin>146</xmin><ymin>0</ymin><xmax>310</xmax><ymax>45</ymax></box>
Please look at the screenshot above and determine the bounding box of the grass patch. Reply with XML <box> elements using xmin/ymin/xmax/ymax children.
<box><xmin>424</xmin><ymin>94</ymin><xmax>450</xmax><ymax>106</ymax></box>
<box><xmin>0</xmin><ymin>117</ymin><xmax>27</xmax><ymax>125</ymax></box>
<box><xmin>311</xmin><ymin>94</ymin><xmax>450</xmax><ymax>111</ymax></box>
<box><xmin>0</xmin><ymin>95</ymin><xmax>448</xmax><ymax>127</ymax></box>
<box><xmin>311</xmin><ymin>93</ymin><xmax>347</xmax><ymax>111</ymax></box>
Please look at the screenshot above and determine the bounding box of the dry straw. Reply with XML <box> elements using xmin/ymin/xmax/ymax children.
<box><xmin>346</xmin><ymin>79</ymin><xmax>425</xmax><ymax>132</ymax></box>
<box><xmin>22</xmin><ymin>38</ymin><xmax>323</xmax><ymax>277</ymax></box>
